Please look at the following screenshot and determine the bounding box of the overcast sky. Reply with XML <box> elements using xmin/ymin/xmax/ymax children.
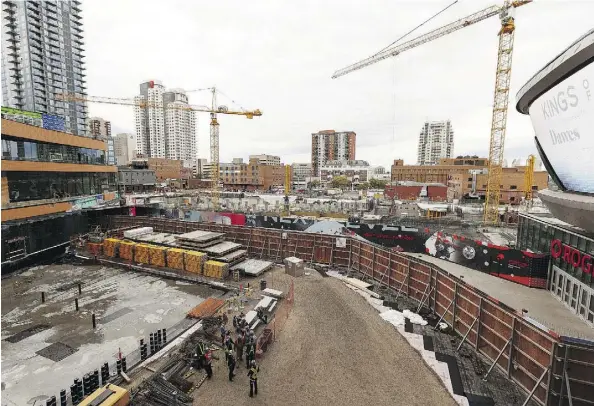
<box><xmin>82</xmin><ymin>0</ymin><xmax>592</xmax><ymax>168</ymax></box>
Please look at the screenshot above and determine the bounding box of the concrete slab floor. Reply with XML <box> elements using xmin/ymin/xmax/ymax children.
<box><xmin>1</xmin><ymin>264</ymin><xmax>222</xmax><ymax>406</ymax></box>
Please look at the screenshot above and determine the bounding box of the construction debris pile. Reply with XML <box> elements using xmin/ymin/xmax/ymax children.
<box><xmin>132</xmin><ymin>357</ymin><xmax>196</xmax><ymax>406</ymax></box>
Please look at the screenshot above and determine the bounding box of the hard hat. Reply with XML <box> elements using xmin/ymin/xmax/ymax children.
<box><xmin>251</xmin><ymin>360</ymin><xmax>256</xmax><ymax>366</ymax></box>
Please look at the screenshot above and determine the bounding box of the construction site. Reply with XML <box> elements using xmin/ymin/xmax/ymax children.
<box><xmin>2</xmin><ymin>215</ymin><xmax>592</xmax><ymax>405</ymax></box>
<box><xmin>2</xmin><ymin>0</ymin><xmax>594</xmax><ymax>406</ymax></box>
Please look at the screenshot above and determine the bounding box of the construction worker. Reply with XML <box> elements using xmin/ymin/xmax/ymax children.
<box><xmin>204</xmin><ymin>348</ymin><xmax>213</xmax><ymax>379</ymax></box>
<box><xmin>235</xmin><ymin>329</ymin><xmax>245</xmax><ymax>363</ymax></box>
<box><xmin>195</xmin><ymin>340</ymin><xmax>207</xmax><ymax>368</ymax></box>
<box><xmin>247</xmin><ymin>360</ymin><xmax>260</xmax><ymax>397</ymax></box>
<box><xmin>256</xmin><ymin>308</ymin><xmax>268</xmax><ymax>324</ymax></box>
<box><xmin>227</xmin><ymin>349</ymin><xmax>236</xmax><ymax>381</ymax></box>
<box><xmin>246</xmin><ymin>342</ymin><xmax>255</xmax><ymax>369</ymax></box>
<box><xmin>220</xmin><ymin>325</ymin><xmax>227</xmax><ymax>346</ymax></box>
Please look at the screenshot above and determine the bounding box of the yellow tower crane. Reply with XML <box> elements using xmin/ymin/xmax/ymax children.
<box><xmin>332</xmin><ymin>0</ymin><xmax>532</xmax><ymax>224</ymax></box>
<box><xmin>524</xmin><ymin>154</ymin><xmax>535</xmax><ymax>201</ymax></box>
<box><xmin>58</xmin><ymin>88</ymin><xmax>262</xmax><ymax>210</ymax></box>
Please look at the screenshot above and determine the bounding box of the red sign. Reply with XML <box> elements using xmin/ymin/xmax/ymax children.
<box><xmin>550</xmin><ymin>239</ymin><xmax>592</xmax><ymax>274</ymax></box>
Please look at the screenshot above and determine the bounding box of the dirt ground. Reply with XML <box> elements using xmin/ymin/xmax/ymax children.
<box><xmin>192</xmin><ymin>271</ymin><xmax>456</xmax><ymax>406</ymax></box>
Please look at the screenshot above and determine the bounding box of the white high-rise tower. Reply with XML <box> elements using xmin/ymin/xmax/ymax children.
<box><xmin>134</xmin><ymin>81</ymin><xmax>196</xmax><ymax>160</ymax></box>
<box><xmin>417</xmin><ymin>120</ymin><xmax>454</xmax><ymax>165</ymax></box>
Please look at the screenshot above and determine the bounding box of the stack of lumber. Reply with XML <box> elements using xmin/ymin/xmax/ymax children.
<box><xmin>187</xmin><ymin>297</ymin><xmax>226</xmax><ymax>319</ymax></box>
<box><xmin>103</xmin><ymin>238</ymin><xmax>120</xmax><ymax>257</ymax></box>
<box><xmin>87</xmin><ymin>242</ymin><xmax>103</xmax><ymax>256</ymax></box>
<box><xmin>167</xmin><ymin>248</ymin><xmax>186</xmax><ymax>270</ymax></box>
<box><xmin>149</xmin><ymin>245</ymin><xmax>168</xmax><ymax>267</ymax></box>
<box><xmin>185</xmin><ymin>250</ymin><xmax>206</xmax><ymax>274</ymax></box>
<box><xmin>134</xmin><ymin>243</ymin><xmax>152</xmax><ymax>264</ymax></box>
<box><xmin>118</xmin><ymin>241</ymin><xmax>135</xmax><ymax>261</ymax></box>
<box><xmin>203</xmin><ymin>260</ymin><xmax>229</xmax><ymax>279</ymax></box>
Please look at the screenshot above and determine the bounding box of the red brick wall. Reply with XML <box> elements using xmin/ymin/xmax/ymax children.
<box><xmin>384</xmin><ymin>185</ymin><xmax>447</xmax><ymax>201</ymax></box>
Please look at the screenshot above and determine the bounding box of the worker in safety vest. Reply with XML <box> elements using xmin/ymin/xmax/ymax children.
<box><xmin>227</xmin><ymin>349</ymin><xmax>236</xmax><ymax>381</ymax></box>
<box><xmin>247</xmin><ymin>360</ymin><xmax>260</xmax><ymax>397</ymax></box>
<box><xmin>195</xmin><ymin>341</ymin><xmax>207</xmax><ymax>368</ymax></box>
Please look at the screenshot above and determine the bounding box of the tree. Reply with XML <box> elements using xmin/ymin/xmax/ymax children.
<box><xmin>331</xmin><ymin>175</ymin><xmax>350</xmax><ymax>189</ymax></box>
<box><xmin>308</xmin><ymin>180</ymin><xmax>320</xmax><ymax>189</ymax></box>
<box><xmin>356</xmin><ymin>182</ymin><xmax>370</xmax><ymax>190</ymax></box>
<box><xmin>369</xmin><ymin>178</ymin><xmax>388</xmax><ymax>189</ymax></box>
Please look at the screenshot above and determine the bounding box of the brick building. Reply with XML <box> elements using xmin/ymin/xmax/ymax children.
<box><xmin>219</xmin><ymin>157</ymin><xmax>288</xmax><ymax>191</ymax></box>
<box><xmin>391</xmin><ymin>157</ymin><xmax>548</xmax><ymax>204</ymax></box>
<box><xmin>311</xmin><ymin>130</ymin><xmax>356</xmax><ymax>176</ymax></box>
<box><xmin>384</xmin><ymin>182</ymin><xmax>448</xmax><ymax>201</ymax></box>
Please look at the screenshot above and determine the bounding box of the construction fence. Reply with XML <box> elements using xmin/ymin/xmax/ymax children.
<box><xmin>103</xmin><ymin>216</ymin><xmax>593</xmax><ymax>406</ymax></box>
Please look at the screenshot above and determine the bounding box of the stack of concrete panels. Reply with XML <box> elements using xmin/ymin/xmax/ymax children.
<box><xmin>231</xmin><ymin>259</ymin><xmax>274</xmax><ymax>277</ymax></box>
<box><xmin>216</xmin><ymin>249</ymin><xmax>248</xmax><ymax>265</ymax></box>
<box><xmin>123</xmin><ymin>227</ymin><xmax>154</xmax><ymax>239</ymax></box>
<box><xmin>284</xmin><ymin>256</ymin><xmax>305</xmax><ymax>277</ymax></box>
<box><xmin>118</xmin><ymin>241</ymin><xmax>135</xmax><ymax>261</ymax></box>
<box><xmin>175</xmin><ymin>230</ymin><xmax>225</xmax><ymax>250</ymax></box>
<box><xmin>203</xmin><ymin>242</ymin><xmax>244</xmax><ymax>258</ymax></box>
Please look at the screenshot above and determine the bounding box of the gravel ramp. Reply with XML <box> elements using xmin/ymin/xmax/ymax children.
<box><xmin>193</xmin><ymin>271</ymin><xmax>456</xmax><ymax>406</ymax></box>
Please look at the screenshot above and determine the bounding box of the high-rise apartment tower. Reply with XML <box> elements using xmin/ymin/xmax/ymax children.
<box><xmin>134</xmin><ymin>81</ymin><xmax>196</xmax><ymax>160</ymax></box>
<box><xmin>1</xmin><ymin>0</ymin><xmax>88</xmax><ymax>135</ymax></box>
<box><xmin>311</xmin><ymin>130</ymin><xmax>356</xmax><ymax>176</ymax></box>
<box><xmin>417</xmin><ymin>120</ymin><xmax>454</xmax><ymax>165</ymax></box>
<box><xmin>87</xmin><ymin>117</ymin><xmax>111</xmax><ymax>139</ymax></box>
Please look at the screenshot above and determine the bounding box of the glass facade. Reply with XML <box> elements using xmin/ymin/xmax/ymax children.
<box><xmin>517</xmin><ymin>214</ymin><xmax>594</xmax><ymax>288</ymax></box>
<box><xmin>2</xmin><ymin>136</ymin><xmax>105</xmax><ymax>165</ymax></box>
<box><xmin>3</xmin><ymin>171</ymin><xmax>116</xmax><ymax>203</ymax></box>
<box><xmin>1</xmin><ymin>0</ymin><xmax>88</xmax><ymax>136</ymax></box>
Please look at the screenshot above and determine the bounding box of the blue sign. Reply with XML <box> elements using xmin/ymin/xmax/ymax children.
<box><xmin>42</xmin><ymin>114</ymin><xmax>65</xmax><ymax>132</ymax></box>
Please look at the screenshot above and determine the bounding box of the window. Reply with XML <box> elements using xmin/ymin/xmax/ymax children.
<box><xmin>510</xmin><ymin>185</ymin><xmax>517</xmax><ymax>190</ymax></box>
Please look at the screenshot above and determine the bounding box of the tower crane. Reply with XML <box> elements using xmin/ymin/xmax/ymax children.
<box><xmin>524</xmin><ymin>154</ymin><xmax>535</xmax><ymax>201</ymax></box>
<box><xmin>57</xmin><ymin>89</ymin><xmax>262</xmax><ymax>210</ymax></box>
<box><xmin>332</xmin><ymin>0</ymin><xmax>532</xmax><ymax>224</ymax></box>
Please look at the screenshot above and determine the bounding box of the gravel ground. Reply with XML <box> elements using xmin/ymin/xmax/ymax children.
<box><xmin>193</xmin><ymin>270</ymin><xmax>455</xmax><ymax>406</ymax></box>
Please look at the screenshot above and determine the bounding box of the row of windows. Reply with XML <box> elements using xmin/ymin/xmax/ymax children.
<box><xmin>2</xmin><ymin>137</ymin><xmax>106</xmax><ymax>165</ymax></box>
<box><xmin>3</xmin><ymin>171</ymin><xmax>116</xmax><ymax>203</ymax></box>
<box><xmin>517</xmin><ymin>216</ymin><xmax>594</xmax><ymax>287</ymax></box>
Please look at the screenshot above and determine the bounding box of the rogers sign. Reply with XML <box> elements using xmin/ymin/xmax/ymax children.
<box><xmin>550</xmin><ymin>239</ymin><xmax>592</xmax><ymax>274</ymax></box>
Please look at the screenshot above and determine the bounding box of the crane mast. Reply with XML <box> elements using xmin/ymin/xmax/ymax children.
<box><xmin>484</xmin><ymin>5</ymin><xmax>516</xmax><ymax>223</ymax></box>
<box><xmin>524</xmin><ymin>154</ymin><xmax>535</xmax><ymax>201</ymax></box>
<box><xmin>210</xmin><ymin>89</ymin><xmax>221</xmax><ymax>210</ymax></box>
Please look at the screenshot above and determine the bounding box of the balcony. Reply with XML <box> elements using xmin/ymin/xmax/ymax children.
<box><xmin>28</xmin><ymin>18</ymin><xmax>41</xmax><ymax>28</ymax></box>
<box><xmin>47</xmin><ymin>24</ymin><xmax>59</xmax><ymax>35</ymax></box>
<box><xmin>2</xmin><ymin>1</ymin><xmax>16</xmax><ymax>13</ymax></box>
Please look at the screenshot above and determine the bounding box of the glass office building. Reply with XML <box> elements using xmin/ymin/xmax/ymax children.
<box><xmin>517</xmin><ymin>213</ymin><xmax>594</xmax><ymax>325</ymax></box>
